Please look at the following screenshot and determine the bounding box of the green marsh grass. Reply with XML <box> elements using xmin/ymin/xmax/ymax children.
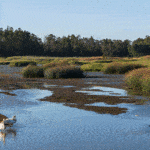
<box><xmin>81</xmin><ymin>63</ymin><xmax>103</xmax><ymax>72</ymax></box>
<box><xmin>44</xmin><ymin>65</ymin><xmax>84</xmax><ymax>79</ymax></box>
<box><xmin>125</xmin><ymin>68</ymin><xmax>150</xmax><ymax>96</ymax></box>
<box><xmin>22</xmin><ymin>65</ymin><xmax>44</xmax><ymax>78</ymax></box>
<box><xmin>102</xmin><ymin>62</ymin><xmax>146</xmax><ymax>74</ymax></box>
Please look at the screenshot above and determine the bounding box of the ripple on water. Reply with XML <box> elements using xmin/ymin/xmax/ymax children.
<box><xmin>1</xmin><ymin>88</ymin><xmax>150</xmax><ymax>149</ymax></box>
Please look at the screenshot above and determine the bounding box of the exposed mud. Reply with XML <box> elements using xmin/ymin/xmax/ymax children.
<box><xmin>64</xmin><ymin>103</ymin><xmax>127</xmax><ymax>115</ymax></box>
<box><xmin>0</xmin><ymin>92</ymin><xmax>16</xmax><ymax>96</ymax></box>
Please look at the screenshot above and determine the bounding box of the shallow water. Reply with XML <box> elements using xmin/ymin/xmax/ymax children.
<box><xmin>0</xmin><ymin>88</ymin><xmax>150</xmax><ymax>150</ymax></box>
<box><xmin>76</xmin><ymin>86</ymin><xmax>128</xmax><ymax>96</ymax></box>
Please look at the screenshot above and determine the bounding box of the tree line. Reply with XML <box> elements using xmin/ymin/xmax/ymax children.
<box><xmin>0</xmin><ymin>26</ymin><xmax>150</xmax><ymax>57</ymax></box>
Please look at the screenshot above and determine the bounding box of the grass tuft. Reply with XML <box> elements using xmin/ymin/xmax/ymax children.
<box><xmin>125</xmin><ymin>68</ymin><xmax>150</xmax><ymax>96</ymax></box>
<box><xmin>44</xmin><ymin>65</ymin><xmax>84</xmax><ymax>79</ymax></box>
<box><xmin>22</xmin><ymin>65</ymin><xmax>44</xmax><ymax>78</ymax></box>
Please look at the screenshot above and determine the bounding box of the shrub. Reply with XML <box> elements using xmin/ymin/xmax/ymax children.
<box><xmin>44</xmin><ymin>65</ymin><xmax>85</xmax><ymax>79</ymax></box>
<box><xmin>125</xmin><ymin>68</ymin><xmax>150</xmax><ymax>95</ymax></box>
<box><xmin>103</xmin><ymin>63</ymin><xmax>145</xmax><ymax>74</ymax></box>
<box><xmin>10</xmin><ymin>61</ymin><xmax>36</xmax><ymax>67</ymax></box>
<box><xmin>22</xmin><ymin>65</ymin><xmax>44</xmax><ymax>78</ymax></box>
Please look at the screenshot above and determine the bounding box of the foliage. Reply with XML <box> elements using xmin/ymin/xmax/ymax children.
<box><xmin>128</xmin><ymin>36</ymin><xmax>150</xmax><ymax>57</ymax></box>
<box><xmin>1</xmin><ymin>26</ymin><xmax>150</xmax><ymax>57</ymax></box>
<box><xmin>0</xmin><ymin>26</ymin><xmax>43</xmax><ymax>57</ymax></box>
<box><xmin>22</xmin><ymin>65</ymin><xmax>44</xmax><ymax>78</ymax></box>
<box><xmin>44</xmin><ymin>65</ymin><xmax>85</xmax><ymax>79</ymax></box>
<box><xmin>102</xmin><ymin>63</ymin><xmax>146</xmax><ymax>74</ymax></box>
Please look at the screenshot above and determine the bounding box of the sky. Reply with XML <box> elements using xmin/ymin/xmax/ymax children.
<box><xmin>0</xmin><ymin>0</ymin><xmax>150</xmax><ymax>42</ymax></box>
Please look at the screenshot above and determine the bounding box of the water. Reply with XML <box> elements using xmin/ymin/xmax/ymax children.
<box><xmin>0</xmin><ymin>88</ymin><xmax>150</xmax><ymax>150</ymax></box>
<box><xmin>76</xmin><ymin>86</ymin><xmax>128</xmax><ymax>96</ymax></box>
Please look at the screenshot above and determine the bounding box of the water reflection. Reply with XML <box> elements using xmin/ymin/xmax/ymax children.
<box><xmin>0</xmin><ymin>86</ymin><xmax>150</xmax><ymax>149</ymax></box>
<box><xmin>76</xmin><ymin>86</ymin><xmax>128</xmax><ymax>96</ymax></box>
<box><xmin>43</xmin><ymin>84</ymin><xmax>58</xmax><ymax>88</ymax></box>
<box><xmin>43</xmin><ymin>83</ymin><xmax>75</xmax><ymax>88</ymax></box>
<box><xmin>0</xmin><ymin>128</ymin><xmax>16</xmax><ymax>145</ymax></box>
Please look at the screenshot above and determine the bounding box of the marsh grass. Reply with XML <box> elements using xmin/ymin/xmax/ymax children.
<box><xmin>43</xmin><ymin>58</ymin><xmax>83</xmax><ymax>70</ymax></box>
<box><xmin>125</xmin><ymin>68</ymin><xmax>150</xmax><ymax>96</ymax></box>
<box><xmin>102</xmin><ymin>62</ymin><xmax>146</xmax><ymax>74</ymax></box>
<box><xmin>44</xmin><ymin>65</ymin><xmax>84</xmax><ymax>79</ymax></box>
<box><xmin>10</xmin><ymin>60</ymin><xmax>36</xmax><ymax>67</ymax></box>
<box><xmin>22</xmin><ymin>65</ymin><xmax>44</xmax><ymax>78</ymax></box>
<box><xmin>81</xmin><ymin>63</ymin><xmax>103</xmax><ymax>71</ymax></box>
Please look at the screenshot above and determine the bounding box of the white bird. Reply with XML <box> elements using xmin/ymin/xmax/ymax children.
<box><xmin>3</xmin><ymin>116</ymin><xmax>17</xmax><ymax>126</ymax></box>
<box><xmin>0</xmin><ymin>120</ymin><xmax>6</xmax><ymax>130</ymax></box>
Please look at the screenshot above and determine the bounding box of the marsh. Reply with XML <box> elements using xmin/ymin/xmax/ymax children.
<box><xmin>0</xmin><ymin>65</ymin><xmax>150</xmax><ymax>150</ymax></box>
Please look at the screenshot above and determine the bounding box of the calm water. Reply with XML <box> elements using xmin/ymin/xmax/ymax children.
<box><xmin>0</xmin><ymin>88</ymin><xmax>150</xmax><ymax>150</ymax></box>
<box><xmin>76</xmin><ymin>86</ymin><xmax>128</xmax><ymax>96</ymax></box>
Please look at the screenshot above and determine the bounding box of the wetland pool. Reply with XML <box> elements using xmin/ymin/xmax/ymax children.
<box><xmin>0</xmin><ymin>87</ymin><xmax>150</xmax><ymax>150</ymax></box>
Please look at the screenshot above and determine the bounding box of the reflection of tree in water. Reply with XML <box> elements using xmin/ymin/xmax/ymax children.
<box><xmin>0</xmin><ymin>128</ymin><xmax>16</xmax><ymax>145</ymax></box>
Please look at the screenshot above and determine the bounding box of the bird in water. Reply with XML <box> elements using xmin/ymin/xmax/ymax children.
<box><xmin>0</xmin><ymin>120</ymin><xmax>6</xmax><ymax>130</ymax></box>
<box><xmin>0</xmin><ymin>116</ymin><xmax>16</xmax><ymax>130</ymax></box>
<box><xmin>3</xmin><ymin>116</ymin><xmax>17</xmax><ymax>126</ymax></box>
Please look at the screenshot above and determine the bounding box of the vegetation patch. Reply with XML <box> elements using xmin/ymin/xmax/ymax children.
<box><xmin>43</xmin><ymin>59</ymin><xmax>71</xmax><ymax>69</ymax></box>
<box><xmin>44</xmin><ymin>65</ymin><xmax>84</xmax><ymax>79</ymax></box>
<box><xmin>81</xmin><ymin>63</ymin><xmax>103</xmax><ymax>72</ymax></box>
<box><xmin>125</xmin><ymin>68</ymin><xmax>150</xmax><ymax>96</ymax></box>
<box><xmin>103</xmin><ymin>63</ymin><xmax>146</xmax><ymax>74</ymax></box>
<box><xmin>10</xmin><ymin>60</ymin><xmax>36</xmax><ymax>67</ymax></box>
<box><xmin>22</xmin><ymin>65</ymin><xmax>44</xmax><ymax>78</ymax></box>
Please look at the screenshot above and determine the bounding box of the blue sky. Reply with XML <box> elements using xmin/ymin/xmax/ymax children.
<box><xmin>0</xmin><ymin>0</ymin><xmax>150</xmax><ymax>41</ymax></box>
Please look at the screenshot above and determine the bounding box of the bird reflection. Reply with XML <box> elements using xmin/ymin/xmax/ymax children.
<box><xmin>0</xmin><ymin>128</ymin><xmax>16</xmax><ymax>145</ymax></box>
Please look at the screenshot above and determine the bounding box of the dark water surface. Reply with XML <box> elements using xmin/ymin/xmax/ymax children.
<box><xmin>0</xmin><ymin>87</ymin><xmax>150</xmax><ymax>150</ymax></box>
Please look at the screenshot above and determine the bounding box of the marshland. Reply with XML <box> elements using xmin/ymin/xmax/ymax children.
<box><xmin>0</xmin><ymin>55</ymin><xmax>150</xmax><ymax>149</ymax></box>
